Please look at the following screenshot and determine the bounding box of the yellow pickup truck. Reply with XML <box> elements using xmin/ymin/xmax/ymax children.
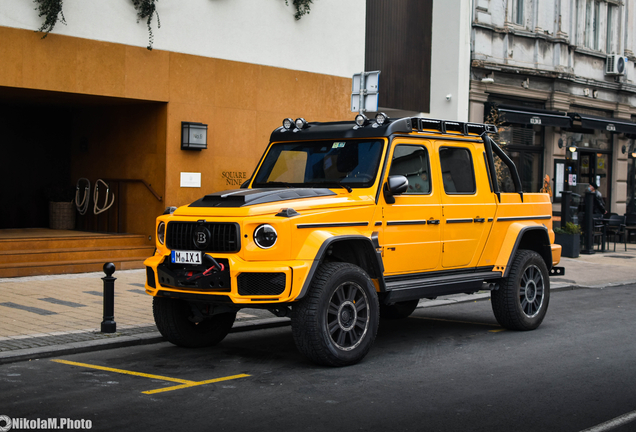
<box><xmin>144</xmin><ymin>114</ymin><xmax>563</xmax><ymax>366</ymax></box>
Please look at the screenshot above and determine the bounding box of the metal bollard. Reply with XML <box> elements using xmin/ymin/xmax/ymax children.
<box><xmin>101</xmin><ymin>262</ymin><xmax>117</xmax><ymax>333</ymax></box>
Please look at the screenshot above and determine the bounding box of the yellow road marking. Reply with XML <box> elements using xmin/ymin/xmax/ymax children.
<box><xmin>410</xmin><ymin>316</ymin><xmax>502</xmax><ymax>328</ymax></box>
<box><xmin>51</xmin><ymin>359</ymin><xmax>250</xmax><ymax>394</ymax></box>
<box><xmin>143</xmin><ymin>374</ymin><xmax>250</xmax><ymax>395</ymax></box>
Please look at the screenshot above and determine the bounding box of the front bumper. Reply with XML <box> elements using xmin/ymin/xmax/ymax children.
<box><xmin>143</xmin><ymin>253</ymin><xmax>312</xmax><ymax>305</ymax></box>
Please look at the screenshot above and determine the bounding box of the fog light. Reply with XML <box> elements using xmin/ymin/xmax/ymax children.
<box><xmin>158</xmin><ymin>221</ymin><xmax>165</xmax><ymax>245</ymax></box>
<box><xmin>254</xmin><ymin>224</ymin><xmax>277</xmax><ymax>249</ymax></box>
<box><xmin>355</xmin><ymin>114</ymin><xmax>368</xmax><ymax>126</ymax></box>
<box><xmin>282</xmin><ymin>118</ymin><xmax>294</xmax><ymax>130</ymax></box>
<box><xmin>375</xmin><ymin>112</ymin><xmax>388</xmax><ymax>125</ymax></box>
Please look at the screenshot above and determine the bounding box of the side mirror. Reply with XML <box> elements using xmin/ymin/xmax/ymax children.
<box><xmin>383</xmin><ymin>175</ymin><xmax>408</xmax><ymax>204</ymax></box>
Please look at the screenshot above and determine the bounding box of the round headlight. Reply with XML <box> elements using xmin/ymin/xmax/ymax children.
<box><xmin>254</xmin><ymin>224</ymin><xmax>277</xmax><ymax>249</ymax></box>
<box><xmin>355</xmin><ymin>114</ymin><xmax>368</xmax><ymax>126</ymax></box>
<box><xmin>157</xmin><ymin>221</ymin><xmax>165</xmax><ymax>245</ymax></box>
<box><xmin>295</xmin><ymin>118</ymin><xmax>308</xmax><ymax>129</ymax></box>
<box><xmin>282</xmin><ymin>118</ymin><xmax>294</xmax><ymax>130</ymax></box>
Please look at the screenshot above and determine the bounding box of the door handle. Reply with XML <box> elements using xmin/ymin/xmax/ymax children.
<box><xmin>427</xmin><ymin>219</ymin><xmax>440</xmax><ymax>225</ymax></box>
<box><xmin>473</xmin><ymin>218</ymin><xmax>485</xmax><ymax>223</ymax></box>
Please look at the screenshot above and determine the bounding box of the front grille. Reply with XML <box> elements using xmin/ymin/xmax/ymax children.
<box><xmin>166</xmin><ymin>222</ymin><xmax>240</xmax><ymax>253</ymax></box>
<box><xmin>237</xmin><ymin>273</ymin><xmax>287</xmax><ymax>296</ymax></box>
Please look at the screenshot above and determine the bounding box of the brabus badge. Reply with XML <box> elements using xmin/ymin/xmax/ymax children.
<box><xmin>193</xmin><ymin>226</ymin><xmax>212</xmax><ymax>249</ymax></box>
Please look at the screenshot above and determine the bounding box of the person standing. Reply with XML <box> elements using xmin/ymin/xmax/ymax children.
<box><xmin>588</xmin><ymin>182</ymin><xmax>607</xmax><ymax>218</ymax></box>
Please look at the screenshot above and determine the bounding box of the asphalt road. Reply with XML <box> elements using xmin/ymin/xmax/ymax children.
<box><xmin>1</xmin><ymin>285</ymin><xmax>635</xmax><ymax>432</ymax></box>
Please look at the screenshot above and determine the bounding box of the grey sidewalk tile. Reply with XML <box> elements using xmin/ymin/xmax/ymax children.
<box><xmin>0</xmin><ymin>302</ymin><xmax>57</xmax><ymax>316</ymax></box>
<box><xmin>38</xmin><ymin>298</ymin><xmax>87</xmax><ymax>308</ymax></box>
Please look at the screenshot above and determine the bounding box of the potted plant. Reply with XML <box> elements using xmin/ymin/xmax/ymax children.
<box><xmin>554</xmin><ymin>222</ymin><xmax>581</xmax><ymax>258</ymax></box>
<box><xmin>46</xmin><ymin>185</ymin><xmax>76</xmax><ymax>230</ymax></box>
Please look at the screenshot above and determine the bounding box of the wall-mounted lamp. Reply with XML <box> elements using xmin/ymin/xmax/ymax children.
<box><xmin>181</xmin><ymin>122</ymin><xmax>208</xmax><ymax>150</ymax></box>
<box><xmin>568</xmin><ymin>144</ymin><xmax>578</xmax><ymax>153</ymax></box>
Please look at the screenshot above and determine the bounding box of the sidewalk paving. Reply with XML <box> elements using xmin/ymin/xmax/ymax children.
<box><xmin>1</xmin><ymin>245</ymin><xmax>635</xmax><ymax>364</ymax></box>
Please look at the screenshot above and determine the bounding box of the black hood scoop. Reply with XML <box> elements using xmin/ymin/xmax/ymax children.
<box><xmin>189</xmin><ymin>188</ymin><xmax>337</xmax><ymax>208</ymax></box>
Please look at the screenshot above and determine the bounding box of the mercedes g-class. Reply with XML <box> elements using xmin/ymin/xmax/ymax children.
<box><xmin>144</xmin><ymin>114</ymin><xmax>563</xmax><ymax>366</ymax></box>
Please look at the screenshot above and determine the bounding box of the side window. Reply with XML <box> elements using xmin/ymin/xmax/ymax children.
<box><xmin>389</xmin><ymin>144</ymin><xmax>431</xmax><ymax>194</ymax></box>
<box><xmin>439</xmin><ymin>147</ymin><xmax>476</xmax><ymax>194</ymax></box>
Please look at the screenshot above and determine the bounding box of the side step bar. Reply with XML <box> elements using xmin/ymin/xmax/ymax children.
<box><xmin>383</xmin><ymin>270</ymin><xmax>501</xmax><ymax>304</ymax></box>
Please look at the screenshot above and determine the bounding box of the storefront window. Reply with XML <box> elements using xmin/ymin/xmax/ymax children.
<box><xmin>563</xmin><ymin>131</ymin><xmax>612</xmax><ymax>212</ymax></box>
<box><xmin>495</xmin><ymin>124</ymin><xmax>544</xmax><ymax>192</ymax></box>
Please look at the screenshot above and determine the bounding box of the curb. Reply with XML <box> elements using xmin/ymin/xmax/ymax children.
<box><xmin>1</xmin><ymin>282</ymin><xmax>634</xmax><ymax>365</ymax></box>
<box><xmin>0</xmin><ymin>317</ymin><xmax>292</xmax><ymax>365</ymax></box>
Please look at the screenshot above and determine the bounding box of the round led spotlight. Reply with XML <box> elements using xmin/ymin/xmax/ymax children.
<box><xmin>282</xmin><ymin>118</ymin><xmax>294</xmax><ymax>130</ymax></box>
<box><xmin>375</xmin><ymin>112</ymin><xmax>388</xmax><ymax>125</ymax></box>
<box><xmin>254</xmin><ymin>224</ymin><xmax>278</xmax><ymax>249</ymax></box>
<box><xmin>295</xmin><ymin>118</ymin><xmax>308</xmax><ymax>129</ymax></box>
<box><xmin>355</xmin><ymin>114</ymin><xmax>368</xmax><ymax>127</ymax></box>
<box><xmin>157</xmin><ymin>221</ymin><xmax>165</xmax><ymax>245</ymax></box>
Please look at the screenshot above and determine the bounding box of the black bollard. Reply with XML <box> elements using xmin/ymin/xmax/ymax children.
<box><xmin>101</xmin><ymin>262</ymin><xmax>117</xmax><ymax>333</ymax></box>
<box><xmin>580</xmin><ymin>192</ymin><xmax>596</xmax><ymax>255</ymax></box>
<box><xmin>560</xmin><ymin>190</ymin><xmax>572</xmax><ymax>228</ymax></box>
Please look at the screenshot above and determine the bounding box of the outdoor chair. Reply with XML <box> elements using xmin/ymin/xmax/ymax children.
<box><xmin>605</xmin><ymin>214</ymin><xmax>626</xmax><ymax>252</ymax></box>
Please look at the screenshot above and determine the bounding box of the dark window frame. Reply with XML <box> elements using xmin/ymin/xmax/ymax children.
<box><xmin>439</xmin><ymin>146</ymin><xmax>477</xmax><ymax>195</ymax></box>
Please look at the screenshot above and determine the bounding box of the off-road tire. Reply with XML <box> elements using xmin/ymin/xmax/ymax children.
<box><xmin>491</xmin><ymin>249</ymin><xmax>550</xmax><ymax>331</ymax></box>
<box><xmin>379</xmin><ymin>299</ymin><xmax>419</xmax><ymax>319</ymax></box>
<box><xmin>291</xmin><ymin>262</ymin><xmax>380</xmax><ymax>367</ymax></box>
<box><xmin>153</xmin><ymin>297</ymin><xmax>236</xmax><ymax>348</ymax></box>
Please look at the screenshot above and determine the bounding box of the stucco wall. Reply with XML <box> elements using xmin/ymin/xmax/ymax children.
<box><xmin>0</xmin><ymin>0</ymin><xmax>365</xmax><ymax>78</ymax></box>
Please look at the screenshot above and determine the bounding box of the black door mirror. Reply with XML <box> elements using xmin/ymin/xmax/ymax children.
<box><xmin>384</xmin><ymin>175</ymin><xmax>408</xmax><ymax>204</ymax></box>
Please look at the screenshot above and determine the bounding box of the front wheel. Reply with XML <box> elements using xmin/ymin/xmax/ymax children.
<box><xmin>153</xmin><ymin>297</ymin><xmax>236</xmax><ymax>348</ymax></box>
<box><xmin>291</xmin><ymin>262</ymin><xmax>380</xmax><ymax>367</ymax></box>
<box><xmin>491</xmin><ymin>249</ymin><xmax>550</xmax><ymax>331</ymax></box>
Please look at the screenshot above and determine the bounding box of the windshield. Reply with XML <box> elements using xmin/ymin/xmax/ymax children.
<box><xmin>252</xmin><ymin>139</ymin><xmax>385</xmax><ymax>189</ymax></box>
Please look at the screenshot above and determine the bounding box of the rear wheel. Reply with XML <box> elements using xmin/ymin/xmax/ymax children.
<box><xmin>379</xmin><ymin>299</ymin><xmax>419</xmax><ymax>319</ymax></box>
<box><xmin>153</xmin><ymin>297</ymin><xmax>236</xmax><ymax>348</ymax></box>
<box><xmin>291</xmin><ymin>262</ymin><xmax>379</xmax><ymax>367</ymax></box>
<box><xmin>491</xmin><ymin>249</ymin><xmax>550</xmax><ymax>331</ymax></box>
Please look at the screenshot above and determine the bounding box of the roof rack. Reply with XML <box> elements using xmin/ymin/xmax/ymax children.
<box><xmin>411</xmin><ymin>117</ymin><xmax>498</xmax><ymax>136</ymax></box>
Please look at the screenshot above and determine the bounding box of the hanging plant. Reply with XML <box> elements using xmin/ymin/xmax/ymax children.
<box><xmin>33</xmin><ymin>0</ymin><xmax>66</xmax><ymax>38</ymax></box>
<box><xmin>132</xmin><ymin>0</ymin><xmax>160</xmax><ymax>50</ymax></box>
<box><xmin>285</xmin><ymin>0</ymin><xmax>313</xmax><ymax>20</ymax></box>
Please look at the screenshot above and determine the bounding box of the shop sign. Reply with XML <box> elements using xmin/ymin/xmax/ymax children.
<box><xmin>222</xmin><ymin>171</ymin><xmax>247</xmax><ymax>186</ymax></box>
<box><xmin>530</xmin><ymin>116</ymin><xmax>542</xmax><ymax>125</ymax></box>
<box><xmin>606</xmin><ymin>124</ymin><xmax>616</xmax><ymax>132</ymax></box>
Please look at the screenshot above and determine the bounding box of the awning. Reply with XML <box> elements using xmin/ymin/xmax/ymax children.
<box><xmin>486</xmin><ymin>104</ymin><xmax>572</xmax><ymax>128</ymax></box>
<box><xmin>568</xmin><ymin>113</ymin><xmax>636</xmax><ymax>134</ymax></box>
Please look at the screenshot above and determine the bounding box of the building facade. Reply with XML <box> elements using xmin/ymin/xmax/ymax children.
<box><xmin>470</xmin><ymin>0</ymin><xmax>636</xmax><ymax>217</ymax></box>
<box><xmin>0</xmin><ymin>0</ymin><xmax>473</xmax><ymax>246</ymax></box>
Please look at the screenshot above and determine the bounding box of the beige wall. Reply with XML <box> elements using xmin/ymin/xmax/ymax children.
<box><xmin>0</xmin><ymin>27</ymin><xmax>353</xmax><ymax>238</ymax></box>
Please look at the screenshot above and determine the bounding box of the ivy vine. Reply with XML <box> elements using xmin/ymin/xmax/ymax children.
<box><xmin>285</xmin><ymin>0</ymin><xmax>313</xmax><ymax>20</ymax></box>
<box><xmin>33</xmin><ymin>0</ymin><xmax>65</xmax><ymax>39</ymax></box>
<box><xmin>132</xmin><ymin>0</ymin><xmax>160</xmax><ymax>50</ymax></box>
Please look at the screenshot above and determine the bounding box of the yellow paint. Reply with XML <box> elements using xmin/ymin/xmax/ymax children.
<box><xmin>143</xmin><ymin>374</ymin><xmax>251</xmax><ymax>395</ymax></box>
<box><xmin>51</xmin><ymin>359</ymin><xmax>250</xmax><ymax>394</ymax></box>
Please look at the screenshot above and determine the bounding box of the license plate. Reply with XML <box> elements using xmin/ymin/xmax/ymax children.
<box><xmin>171</xmin><ymin>250</ymin><xmax>202</xmax><ymax>265</ymax></box>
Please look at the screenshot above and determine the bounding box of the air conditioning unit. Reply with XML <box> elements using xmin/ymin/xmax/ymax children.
<box><xmin>606</xmin><ymin>54</ymin><xmax>628</xmax><ymax>75</ymax></box>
